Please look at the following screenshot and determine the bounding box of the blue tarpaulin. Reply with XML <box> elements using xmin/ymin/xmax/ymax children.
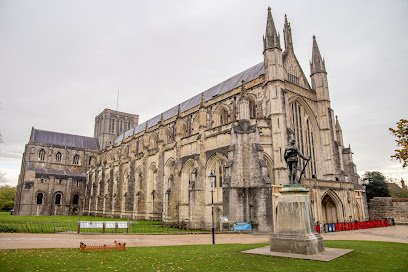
<box><xmin>233</xmin><ymin>222</ymin><xmax>252</xmax><ymax>231</ymax></box>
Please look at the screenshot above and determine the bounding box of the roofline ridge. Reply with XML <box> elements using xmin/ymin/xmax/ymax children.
<box><xmin>116</xmin><ymin>61</ymin><xmax>265</xmax><ymax>144</ymax></box>
<box><xmin>33</xmin><ymin>127</ymin><xmax>96</xmax><ymax>140</ymax></box>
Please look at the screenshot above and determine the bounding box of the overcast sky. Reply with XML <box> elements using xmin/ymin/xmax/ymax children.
<box><xmin>1</xmin><ymin>0</ymin><xmax>407</xmax><ymax>186</ymax></box>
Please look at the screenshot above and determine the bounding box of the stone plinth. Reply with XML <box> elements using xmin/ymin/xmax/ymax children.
<box><xmin>270</xmin><ymin>185</ymin><xmax>325</xmax><ymax>255</ymax></box>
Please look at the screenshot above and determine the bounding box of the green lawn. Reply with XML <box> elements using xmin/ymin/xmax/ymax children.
<box><xmin>0</xmin><ymin>212</ymin><xmax>195</xmax><ymax>234</ymax></box>
<box><xmin>0</xmin><ymin>241</ymin><xmax>406</xmax><ymax>271</ymax></box>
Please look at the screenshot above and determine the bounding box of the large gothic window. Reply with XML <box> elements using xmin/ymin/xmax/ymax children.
<box><xmin>290</xmin><ymin>101</ymin><xmax>317</xmax><ymax>178</ymax></box>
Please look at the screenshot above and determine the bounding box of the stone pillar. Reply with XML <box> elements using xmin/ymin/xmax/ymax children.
<box><xmin>270</xmin><ymin>186</ymin><xmax>325</xmax><ymax>255</ymax></box>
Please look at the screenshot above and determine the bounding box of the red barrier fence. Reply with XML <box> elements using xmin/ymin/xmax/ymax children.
<box><xmin>315</xmin><ymin>219</ymin><xmax>390</xmax><ymax>234</ymax></box>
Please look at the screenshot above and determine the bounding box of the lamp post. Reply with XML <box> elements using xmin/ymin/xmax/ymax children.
<box><xmin>208</xmin><ymin>170</ymin><xmax>216</xmax><ymax>245</ymax></box>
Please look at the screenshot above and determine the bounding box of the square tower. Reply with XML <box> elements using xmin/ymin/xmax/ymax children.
<box><xmin>94</xmin><ymin>109</ymin><xmax>139</xmax><ymax>149</ymax></box>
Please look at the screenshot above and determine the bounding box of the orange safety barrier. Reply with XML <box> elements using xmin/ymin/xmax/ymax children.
<box><xmin>80</xmin><ymin>241</ymin><xmax>126</xmax><ymax>252</ymax></box>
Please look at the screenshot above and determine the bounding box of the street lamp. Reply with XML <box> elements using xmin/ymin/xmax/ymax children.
<box><xmin>208</xmin><ymin>170</ymin><xmax>216</xmax><ymax>245</ymax></box>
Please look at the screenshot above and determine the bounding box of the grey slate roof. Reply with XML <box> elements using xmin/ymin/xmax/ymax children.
<box><xmin>115</xmin><ymin>62</ymin><xmax>265</xmax><ymax>144</ymax></box>
<box><xmin>27</xmin><ymin>167</ymin><xmax>86</xmax><ymax>178</ymax></box>
<box><xmin>31</xmin><ymin>128</ymin><xmax>98</xmax><ymax>150</ymax></box>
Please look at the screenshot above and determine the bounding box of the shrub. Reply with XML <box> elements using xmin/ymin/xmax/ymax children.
<box><xmin>0</xmin><ymin>225</ymin><xmax>18</xmax><ymax>232</ymax></box>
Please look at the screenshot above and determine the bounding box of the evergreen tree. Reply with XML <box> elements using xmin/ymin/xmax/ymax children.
<box><xmin>362</xmin><ymin>171</ymin><xmax>390</xmax><ymax>200</ymax></box>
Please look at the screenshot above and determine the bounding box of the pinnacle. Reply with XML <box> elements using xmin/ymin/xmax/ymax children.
<box><xmin>264</xmin><ymin>7</ymin><xmax>281</xmax><ymax>51</ymax></box>
<box><xmin>310</xmin><ymin>35</ymin><xmax>326</xmax><ymax>76</ymax></box>
<box><xmin>283</xmin><ymin>14</ymin><xmax>293</xmax><ymax>51</ymax></box>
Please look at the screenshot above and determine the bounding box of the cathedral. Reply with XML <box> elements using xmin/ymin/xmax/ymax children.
<box><xmin>14</xmin><ymin>8</ymin><xmax>367</xmax><ymax>232</ymax></box>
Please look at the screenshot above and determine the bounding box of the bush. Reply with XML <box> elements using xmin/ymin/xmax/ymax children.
<box><xmin>2</xmin><ymin>201</ymin><xmax>14</xmax><ymax>211</ymax></box>
<box><xmin>0</xmin><ymin>225</ymin><xmax>18</xmax><ymax>232</ymax></box>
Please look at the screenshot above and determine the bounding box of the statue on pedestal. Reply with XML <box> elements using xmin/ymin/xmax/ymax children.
<box><xmin>284</xmin><ymin>138</ymin><xmax>310</xmax><ymax>185</ymax></box>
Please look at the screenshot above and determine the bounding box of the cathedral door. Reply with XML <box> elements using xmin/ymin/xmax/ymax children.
<box><xmin>322</xmin><ymin>194</ymin><xmax>338</xmax><ymax>223</ymax></box>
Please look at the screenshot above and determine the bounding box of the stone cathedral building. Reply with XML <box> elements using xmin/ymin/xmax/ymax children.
<box><xmin>14</xmin><ymin>8</ymin><xmax>367</xmax><ymax>232</ymax></box>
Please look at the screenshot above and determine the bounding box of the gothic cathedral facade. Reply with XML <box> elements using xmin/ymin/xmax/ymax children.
<box><xmin>14</xmin><ymin>8</ymin><xmax>367</xmax><ymax>232</ymax></box>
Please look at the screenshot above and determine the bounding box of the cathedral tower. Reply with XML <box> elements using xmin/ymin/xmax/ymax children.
<box><xmin>263</xmin><ymin>7</ymin><xmax>289</xmax><ymax>185</ymax></box>
<box><xmin>94</xmin><ymin>109</ymin><xmax>139</xmax><ymax>149</ymax></box>
<box><xmin>310</xmin><ymin>36</ymin><xmax>337</xmax><ymax>179</ymax></box>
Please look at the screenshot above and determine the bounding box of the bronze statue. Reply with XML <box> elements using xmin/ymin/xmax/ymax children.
<box><xmin>284</xmin><ymin>138</ymin><xmax>310</xmax><ymax>184</ymax></box>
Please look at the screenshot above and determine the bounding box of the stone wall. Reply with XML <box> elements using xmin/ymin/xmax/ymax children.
<box><xmin>369</xmin><ymin>197</ymin><xmax>408</xmax><ymax>224</ymax></box>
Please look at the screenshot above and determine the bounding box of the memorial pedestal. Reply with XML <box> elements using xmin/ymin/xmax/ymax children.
<box><xmin>270</xmin><ymin>185</ymin><xmax>325</xmax><ymax>255</ymax></box>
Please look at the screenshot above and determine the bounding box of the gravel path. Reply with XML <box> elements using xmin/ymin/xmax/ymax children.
<box><xmin>0</xmin><ymin>225</ymin><xmax>406</xmax><ymax>250</ymax></box>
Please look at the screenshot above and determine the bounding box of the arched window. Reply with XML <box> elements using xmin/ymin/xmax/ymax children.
<box><xmin>73</xmin><ymin>154</ymin><xmax>79</xmax><ymax>165</ymax></box>
<box><xmin>179</xmin><ymin>122</ymin><xmax>188</xmax><ymax>138</ymax></box>
<box><xmin>219</xmin><ymin>109</ymin><xmax>228</xmax><ymax>126</ymax></box>
<box><xmin>110</xmin><ymin>119</ymin><xmax>115</xmax><ymax>133</ymax></box>
<box><xmin>249</xmin><ymin>99</ymin><xmax>256</xmax><ymax>119</ymax></box>
<box><xmin>37</xmin><ymin>193</ymin><xmax>43</xmax><ymax>204</ymax></box>
<box><xmin>180</xmin><ymin>159</ymin><xmax>195</xmax><ymax>204</ymax></box>
<box><xmin>56</xmin><ymin>152</ymin><xmax>62</xmax><ymax>162</ymax></box>
<box><xmin>55</xmin><ymin>193</ymin><xmax>62</xmax><ymax>205</ymax></box>
<box><xmin>73</xmin><ymin>194</ymin><xmax>79</xmax><ymax>205</ymax></box>
<box><xmin>206</xmin><ymin>153</ymin><xmax>227</xmax><ymax>204</ymax></box>
<box><xmin>164</xmin><ymin>128</ymin><xmax>173</xmax><ymax>144</ymax></box>
<box><xmin>290</xmin><ymin>101</ymin><xmax>317</xmax><ymax>178</ymax></box>
<box><xmin>215</xmin><ymin>160</ymin><xmax>226</xmax><ymax>188</ymax></box>
<box><xmin>149</xmin><ymin>134</ymin><xmax>158</xmax><ymax>149</ymax></box>
<box><xmin>38</xmin><ymin>149</ymin><xmax>45</xmax><ymax>161</ymax></box>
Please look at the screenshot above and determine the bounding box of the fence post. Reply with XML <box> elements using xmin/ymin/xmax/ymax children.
<box><xmin>77</xmin><ymin>219</ymin><xmax>80</xmax><ymax>234</ymax></box>
<box><xmin>127</xmin><ymin>219</ymin><xmax>130</xmax><ymax>233</ymax></box>
<box><xmin>103</xmin><ymin>219</ymin><xmax>106</xmax><ymax>233</ymax></box>
<box><xmin>115</xmin><ymin>219</ymin><xmax>118</xmax><ymax>233</ymax></box>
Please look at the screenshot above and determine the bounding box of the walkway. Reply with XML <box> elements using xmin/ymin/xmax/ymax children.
<box><xmin>0</xmin><ymin>225</ymin><xmax>406</xmax><ymax>250</ymax></box>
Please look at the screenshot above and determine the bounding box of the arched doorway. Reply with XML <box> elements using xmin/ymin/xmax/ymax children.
<box><xmin>321</xmin><ymin>193</ymin><xmax>339</xmax><ymax>223</ymax></box>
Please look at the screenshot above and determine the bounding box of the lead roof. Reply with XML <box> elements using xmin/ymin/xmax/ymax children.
<box><xmin>115</xmin><ymin>62</ymin><xmax>265</xmax><ymax>144</ymax></box>
<box><xmin>31</xmin><ymin>128</ymin><xmax>99</xmax><ymax>150</ymax></box>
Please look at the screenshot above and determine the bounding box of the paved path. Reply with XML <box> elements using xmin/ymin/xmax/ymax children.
<box><xmin>0</xmin><ymin>225</ymin><xmax>406</xmax><ymax>250</ymax></box>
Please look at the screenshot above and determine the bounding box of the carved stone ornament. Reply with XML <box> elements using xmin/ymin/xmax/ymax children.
<box><xmin>233</xmin><ymin>120</ymin><xmax>256</xmax><ymax>134</ymax></box>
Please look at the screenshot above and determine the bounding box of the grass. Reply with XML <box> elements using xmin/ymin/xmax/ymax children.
<box><xmin>0</xmin><ymin>212</ymin><xmax>196</xmax><ymax>234</ymax></box>
<box><xmin>0</xmin><ymin>241</ymin><xmax>407</xmax><ymax>271</ymax></box>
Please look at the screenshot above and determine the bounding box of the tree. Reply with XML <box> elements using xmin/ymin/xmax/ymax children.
<box><xmin>0</xmin><ymin>185</ymin><xmax>16</xmax><ymax>210</ymax></box>
<box><xmin>389</xmin><ymin>119</ymin><xmax>408</xmax><ymax>168</ymax></box>
<box><xmin>362</xmin><ymin>171</ymin><xmax>390</xmax><ymax>201</ymax></box>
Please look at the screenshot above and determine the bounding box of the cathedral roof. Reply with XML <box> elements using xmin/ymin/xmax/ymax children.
<box><xmin>116</xmin><ymin>62</ymin><xmax>265</xmax><ymax>144</ymax></box>
<box><xmin>31</xmin><ymin>128</ymin><xmax>98</xmax><ymax>150</ymax></box>
<box><xmin>27</xmin><ymin>166</ymin><xmax>87</xmax><ymax>179</ymax></box>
